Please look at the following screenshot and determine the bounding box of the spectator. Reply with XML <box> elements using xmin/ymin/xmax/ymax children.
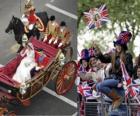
<box><xmin>94</xmin><ymin>31</ymin><xmax>133</xmax><ymax>110</ymax></box>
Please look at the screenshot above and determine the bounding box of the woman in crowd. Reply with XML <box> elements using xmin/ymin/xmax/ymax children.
<box><xmin>78</xmin><ymin>49</ymin><xmax>89</xmax><ymax>73</ymax></box>
<box><xmin>75</xmin><ymin>49</ymin><xmax>89</xmax><ymax>85</ymax></box>
<box><xmin>94</xmin><ymin>31</ymin><xmax>133</xmax><ymax>110</ymax></box>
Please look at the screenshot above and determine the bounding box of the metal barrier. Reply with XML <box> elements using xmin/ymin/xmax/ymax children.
<box><xmin>78</xmin><ymin>96</ymin><xmax>140</xmax><ymax>116</ymax></box>
<box><xmin>77</xmin><ymin>83</ymin><xmax>140</xmax><ymax>116</ymax></box>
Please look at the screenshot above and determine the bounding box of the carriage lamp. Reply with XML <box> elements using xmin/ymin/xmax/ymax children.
<box><xmin>22</xmin><ymin>34</ymin><xmax>28</xmax><ymax>47</ymax></box>
<box><xmin>59</xmin><ymin>53</ymin><xmax>65</xmax><ymax>66</ymax></box>
<box><xmin>28</xmin><ymin>24</ymin><xmax>34</xmax><ymax>30</ymax></box>
<box><xmin>19</xmin><ymin>83</ymin><xmax>29</xmax><ymax>95</ymax></box>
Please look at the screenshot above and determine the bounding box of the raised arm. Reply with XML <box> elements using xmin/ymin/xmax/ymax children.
<box><xmin>97</xmin><ymin>53</ymin><xmax>112</xmax><ymax>63</ymax></box>
<box><xmin>93</xmin><ymin>43</ymin><xmax>112</xmax><ymax>63</ymax></box>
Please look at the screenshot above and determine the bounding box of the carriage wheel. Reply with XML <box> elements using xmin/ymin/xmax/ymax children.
<box><xmin>55</xmin><ymin>61</ymin><xmax>77</xmax><ymax>95</ymax></box>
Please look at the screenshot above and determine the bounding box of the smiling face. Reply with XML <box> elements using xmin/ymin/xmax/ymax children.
<box><xmin>81</xmin><ymin>59</ymin><xmax>88</xmax><ymax>68</ymax></box>
<box><xmin>115</xmin><ymin>45</ymin><xmax>122</xmax><ymax>53</ymax></box>
<box><xmin>89</xmin><ymin>57</ymin><xmax>97</xmax><ymax>67</ymax></box>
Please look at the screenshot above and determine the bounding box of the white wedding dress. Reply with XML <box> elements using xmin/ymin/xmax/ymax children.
<box><xmin>12</xmin><ymin>49</ymin><xmax>37</xmax><ymax>84</ymax></box>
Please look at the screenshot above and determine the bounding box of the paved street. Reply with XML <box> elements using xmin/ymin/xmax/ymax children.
<box><xmin>0</xmin><ymin>0</ymin><xmax>78</xmax><ymax>115</ymax></box>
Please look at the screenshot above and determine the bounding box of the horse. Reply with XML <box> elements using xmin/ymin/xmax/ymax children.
<box><xmin>5</xmin><ymin>11</ymin><xmax>49</xmax><ymax>52</ymax></box>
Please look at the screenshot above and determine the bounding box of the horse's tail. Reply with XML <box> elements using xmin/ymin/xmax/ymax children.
<box><xmin>36</xmin><ymin>11</ymin><xmax>49</xmax><ymax>29</ymax></box>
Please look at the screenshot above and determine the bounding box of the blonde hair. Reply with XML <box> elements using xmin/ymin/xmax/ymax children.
<box><xmin>89</xmin><ymin>57</ymin><xmax>97</xmax><ymax>68</ymax></box>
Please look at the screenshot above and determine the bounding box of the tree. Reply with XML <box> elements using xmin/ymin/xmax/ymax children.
<box><xmin>78</xmin><ymin>0</ymin><xmax>140</xmax><ymax>56</ymax></box>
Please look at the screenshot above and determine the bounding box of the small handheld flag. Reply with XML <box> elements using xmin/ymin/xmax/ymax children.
<box><xmin>84</xmin><ymin>4</ymin><xmax>109</xmax><ymax>29</ymax></box>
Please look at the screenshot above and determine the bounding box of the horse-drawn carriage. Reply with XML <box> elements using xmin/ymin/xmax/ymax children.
<box><xmin>0</xmin><ymin>37</ymin><xmax>77</xmax><ymax>108</ymax></box>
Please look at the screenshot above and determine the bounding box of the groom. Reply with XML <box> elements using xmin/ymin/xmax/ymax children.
<box><xmin>30</xmin><ymin>48</ymin><xmax>49</xmax><ymax>77</ymax></box>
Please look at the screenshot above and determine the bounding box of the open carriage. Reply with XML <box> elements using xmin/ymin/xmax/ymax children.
<box><xmin>0</xmin><ymin>37</ymin><xmax>77</xmax><ymax>106</ymax></box>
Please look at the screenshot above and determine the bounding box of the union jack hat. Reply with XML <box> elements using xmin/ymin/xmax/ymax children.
<box><xmin>80</xmin><ymin>49</ymin><xmax>89</xmax><ymax>60</ymax></box>
<box><xmin>88</xmin><ymin>48</ymin><xmax>95</xmax><ymax>57</ymax></box>
<box><xmin>114</xmin><ymin>31</ymin><xmax>132</xmax><ymax>45</ymax></box>
<box><xmin>79</xmin><ymin>49</ymin><xmax>89</xmax><ymax>64</ymax></box>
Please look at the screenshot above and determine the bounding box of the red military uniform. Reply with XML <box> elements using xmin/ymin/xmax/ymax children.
<box><xmin>23</xmin><ymin>4</ymin><xmax>44</xmax><ymax>32</ymax></box>
<box><xmin>27</xmin><ymin>10</ymin><xmax>37</xmax><ymax>24</ymax></box>
<box><xmin>35</xmin><ymin>51</ymin><xmax>49</xmax><ymax>68</ymax></box>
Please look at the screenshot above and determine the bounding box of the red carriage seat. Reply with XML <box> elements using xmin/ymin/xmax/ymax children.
<box><xmin>1</xmin><ymin>55</ymin><xmax>23</xmax><ymax>78</ymax></box>
<box><xmin>30</xmin><ymin>37</ymin><xmax>59</xmax><ymax>58</ymax></box>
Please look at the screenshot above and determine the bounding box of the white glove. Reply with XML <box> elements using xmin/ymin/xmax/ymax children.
<box><xmin>43</xmin><ymin>37</ymin><xmax>48</xmax><ymax>42</ymax></box>
<box><xmin>53</xmin><ymin>39</ymin><xmax>58</xmax><ymax>44</ymax></box>
<box><xmin>35</xmin><ymin>66</ymin><xmax>41</xmax><ymax>71</ymax></box>
<box><xmin>58</xmin><ymin>43</ymin><xmax>63</xmax><ymax>47</ymax></box>
<box><xmin>48</xmin><ymin>39</ymin><xmax>53</xmax><ymax>44</ymax></box>
<box><xmin>29</xmin><ymin>24</ymin><xmax>34</xmax><ymax>30</ymax></box>
<box><xmin>21</xmin><ymin>17</ymin><xmax>29</xmax><ymax>26</ymax></box>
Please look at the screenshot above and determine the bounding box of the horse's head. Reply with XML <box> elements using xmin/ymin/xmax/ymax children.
<box><xmin>5</xmin><ymin>16</ymin><xmax>23</xmax><ymax>33</ymax></box>
<box><xmin>5</xmin><ymin>16</ymin><xmax>15</xmax><ymax>33</ymax></box>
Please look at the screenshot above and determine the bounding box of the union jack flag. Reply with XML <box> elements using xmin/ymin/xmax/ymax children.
<box><xmin>77</xmin><ymin>84</ymin><xmax>92</xmax><ymax>97</ymax></box>
<box><xmin>120</xmin><ymin>60</ymin><xmax>132</xmax><ymax>86</ymax></box>
<box><xmin>118</xmin><ymin>31</ymin><xmax>131</xmax><ymax>44</ymax></box>
<box><xmin>79</xmin><ymin>66</ymin><xmax>87</xmax><ymax>72</ymax></box>
<box><xmin>84</xmin><ymin>4</ymin><xmax>109</xmax><ymax>29</ymax></box>
<box><xmin>120</xmin><ymin>60</ymin><xmax>137</xmax><ymax>98</ymax></box>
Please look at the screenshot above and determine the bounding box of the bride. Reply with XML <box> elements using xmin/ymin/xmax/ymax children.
<box><xmin>12</xmin><ymin>43</ymin><xmax>37</xmax><ymax>84</ymax></box>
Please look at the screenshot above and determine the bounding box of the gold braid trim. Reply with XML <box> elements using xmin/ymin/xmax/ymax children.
<box><xmin>35</xmin><ymin>15</ymin><xmax>44</xmax><ymax>32</ymax></box>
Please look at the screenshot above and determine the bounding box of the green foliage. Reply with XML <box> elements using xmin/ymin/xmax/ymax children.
<box><xmin>78</xmin><ymin>0</ymin><xmax>140</xmax><ymax>26</ymax></box>
<box><xmin>78</xmin><ymin>0</ymin><xmax>140</xmax><ymax>56</ymax></box>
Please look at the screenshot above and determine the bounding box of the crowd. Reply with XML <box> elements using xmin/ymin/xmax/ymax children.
<box><xmin>77</xmin><ymin>31</ymin><xmax>140</xmax><ymax>112</ymax></box>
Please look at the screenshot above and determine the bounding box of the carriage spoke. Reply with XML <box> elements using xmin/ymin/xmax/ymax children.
<box><xmin>57</xmin><ymin>77</ymin><xmax>63</xmax><ymax>84</ymax></box>
<box><xmin>57</xmin><ymin>79</ymin><xmax>64</xmax><ymax>91</ymax></box>
<box><xmin>58</xmin><ymin>80</ymin><xmax>65</xmax><ymax>93</ymax></box>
